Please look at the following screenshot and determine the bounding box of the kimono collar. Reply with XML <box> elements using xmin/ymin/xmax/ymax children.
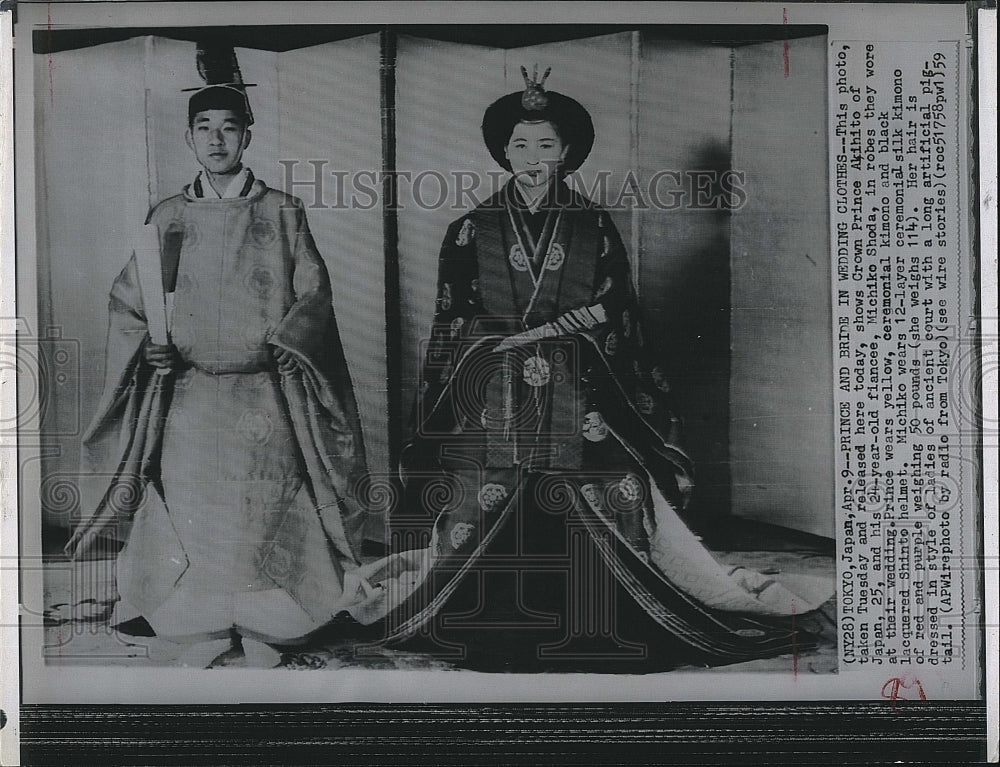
<box><xmin>506</xmin><ymin>178</ymin><xmax>573</xmax><ymax>215</ymax></box>
<box><xmin>190</xmin><ymin>167</ymin><xmax>256</xmax><ymax>199</ymax></box>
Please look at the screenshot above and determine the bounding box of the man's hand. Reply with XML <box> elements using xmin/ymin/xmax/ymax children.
<box><xmin>273</xmin><ymin>347</ymin><xmax>301</xmax><ymax>376</ymax></box>
<box><xmin>143</xmin><ymin>341</ymin><xmax>183</xmax><ymax>370</ymax></box>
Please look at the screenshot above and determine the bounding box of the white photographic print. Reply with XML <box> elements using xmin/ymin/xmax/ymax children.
<box><xmin>3</xmin><ymin>4</ymin><xmax>991</xmax><ymax>742</ymax></box>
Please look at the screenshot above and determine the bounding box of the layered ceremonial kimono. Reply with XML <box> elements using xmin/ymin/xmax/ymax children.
<box><xmin>66</xmin><ymin>170</ymin><xmax>370</xmax><ymax>643</ymax></box>
<box><xmin>351</xmin><ymin>180</ymin><xmax>832</xmax><ymax>671</ymax></box>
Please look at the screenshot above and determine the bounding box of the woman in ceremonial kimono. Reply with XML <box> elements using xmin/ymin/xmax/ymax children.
<box><xmin>357</xmin><ymin>68</ymin><xmax>834</xmax><ymax>672</ymax></box>
<box><xmin>65</xmin><ymin>53</ymin><xmax>370</xmax><ymax>668</ymax></box>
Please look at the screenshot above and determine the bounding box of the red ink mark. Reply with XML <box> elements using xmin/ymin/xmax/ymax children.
<box><xmin>881</xmin><ymin>676</ymin><xmax>927</xmax><ymax>710</ymax></box>
<box><xmin>782</xmin><ymin>7</ymin><xmax>791</xmax><ymax>78</ymax></box>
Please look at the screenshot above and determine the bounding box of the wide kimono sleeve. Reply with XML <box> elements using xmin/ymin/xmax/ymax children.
<box><xmin>66</xmin><ymin>251</ymin><xmax>165</xmax><ymax>558</ymax></box>
<box><xmin>412</xmin><ymin>215</ymin><xmax>485</xmax><ymax>432</ymax></box>
<box><xmin>581</xmin><ymin>210</ymin><xmax>694</xmax><ymax>502</ymax></box>
<box><xmin>592</xmin><ymin>213</ymin><xmax>685</xmax><ymax>429</ymax></box>
<box><xmin>592</xmin><ymin>210</ymin><xmax>693</xmax><ymax>498</ymax></box>
<box><xmin>270</xmin><ymin>198</ymin><xmax>371</xmax><ymax>560</ymax></box>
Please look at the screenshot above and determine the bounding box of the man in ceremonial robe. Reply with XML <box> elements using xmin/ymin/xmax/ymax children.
<box><xmin>65</xmin><ymin>65</ymin><xmax>369</xmax><ymax>666</ymax></box>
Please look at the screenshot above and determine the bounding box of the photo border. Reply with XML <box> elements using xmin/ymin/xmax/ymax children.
<box><xmin>3</xmin><ymin>1</ymin><xmax>995</xmax><ymax>763</ymax></box>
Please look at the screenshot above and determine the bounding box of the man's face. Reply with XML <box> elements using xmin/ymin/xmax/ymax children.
<box><xmin>505</xmin><ymin>120</ymin><xmax>568</xmax><ymax>190</ymax></box>
<box><xmin>185</xmin><ymin>109</ymin><xmax>251</xmax><ymax>175</ymax></box>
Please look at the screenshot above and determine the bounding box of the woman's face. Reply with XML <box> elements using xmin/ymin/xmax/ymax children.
<box><xmin>505</xmin><ymin>120</ymin><xmax>568</xmax><ymax>190</ymax></box>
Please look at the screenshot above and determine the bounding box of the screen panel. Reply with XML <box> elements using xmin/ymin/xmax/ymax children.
<box><xmin>730</xmin><ymin>34</ymin><xmax>832</xmax><ymax>537</ymax></box>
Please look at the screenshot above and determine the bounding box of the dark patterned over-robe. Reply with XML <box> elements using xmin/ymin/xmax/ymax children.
<box><xmin>350</xmin><ymin>181</ymin><xmax>832</xmax><ymax>671</ymax></box>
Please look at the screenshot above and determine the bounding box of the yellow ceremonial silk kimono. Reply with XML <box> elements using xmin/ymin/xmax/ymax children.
<box><xmin>67</xmin><ymin>177</ymin><xmax>369</xmax><ymax>643</ymax></box>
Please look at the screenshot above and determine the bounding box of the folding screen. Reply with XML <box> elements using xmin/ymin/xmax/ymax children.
<box><xmin>730</xmin><ymin>35</ymin><xmax>832</xmax><ymax>536</ymax></box>
<box><xmin>395</xmin><ymin>36</ymin><xmax>505</xmax><ymax>439</ymax></box>
<box><xmin>36</xmin><ymin>37</ymin><xmax>153</xmax><ymax>532</ymax></box>
<box><xmin>637</xmin><ymin>37</ymin><xmax>734</xmax><ymax>522</ymax></box>
<box><xmin>35</xmin><ymin>28</ymin><xmax>832</xmax><ymax>542</ymax></box>
<box><xmin>36</xmin><ymin>35</ymin><xmax>386</xmax><ymax>535</ymax></box>
<box><xmin>277</xmin><ymin>35</ymin><xmax>386</xmax><ymax>485</ymax></box>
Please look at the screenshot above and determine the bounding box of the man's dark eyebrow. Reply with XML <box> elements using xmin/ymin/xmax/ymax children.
<box><xmin>192</xmin><ymin>116</ymin><xmax>244</xmax><ymax>126</ymax></box>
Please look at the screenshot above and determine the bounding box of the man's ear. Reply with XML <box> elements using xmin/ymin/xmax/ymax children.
<box><xmin>560</xmin><ymin>144</ymin><xmax>570</xmax><ymax>162</ymax></box>
<box><xmin>184</xmin><ymin>128</ymin><xmax>195</xmax><ymax>151</ymax></box>
<box><xmin>243</xmin><ymin>129</ymin><xmax>252</xmax><ymax>150</ymax></box>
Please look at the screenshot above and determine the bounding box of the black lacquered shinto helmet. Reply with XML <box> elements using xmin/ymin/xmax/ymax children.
<box><xmin>481</xmin><ymin>66</ymin><xmax>595</xmax><ymax>174</ymax></box>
